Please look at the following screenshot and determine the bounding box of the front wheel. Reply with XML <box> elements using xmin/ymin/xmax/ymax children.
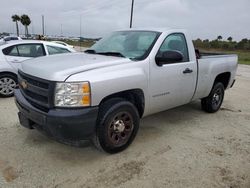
<box><xmin>201</xmin><ymin>82</ymin><xmax>225</xmax><ymax>113</ymax></box>
<box><xmin>92</xmin><ymin>98</ymin><xmax>140</xmax><ymax>154</ymax></box>
<box><xmin>0</xmin><ymin>74</ymin><xmax>17</xmax><ymax>98</ymax></box>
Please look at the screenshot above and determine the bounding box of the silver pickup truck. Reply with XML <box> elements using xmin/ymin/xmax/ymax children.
<box><xmin>15</xmin><ymin>28</ymin><xmax>238</xmax><ymax>153</ymax></box>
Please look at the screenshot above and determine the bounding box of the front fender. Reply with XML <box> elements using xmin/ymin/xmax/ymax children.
<box><xmin>90</xmin><ymin>67</ymin><xmax>148</xmax><ymax>106</ymax></box>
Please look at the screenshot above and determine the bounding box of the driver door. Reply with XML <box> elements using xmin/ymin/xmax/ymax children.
<box><xmin>149</xmin><ymin>33</ymin><xmax>197</xmax><ymax>114</ymax></box>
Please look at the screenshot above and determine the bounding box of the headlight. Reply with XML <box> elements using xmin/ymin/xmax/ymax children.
<box><xmin>54</xmin><ymin>82</ymin><xmax>90</xmax><ymax>107</ymax></box>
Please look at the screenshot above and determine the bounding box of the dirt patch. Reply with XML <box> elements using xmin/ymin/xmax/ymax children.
<box><xmin>206</xmin><ymin>147</ymin><xmax>226</xmax><ymax>157</ymax></box>
<box><xmin>215</xmin><ymin>166</ymin><xmax>247</xmax><ymax>188</ymax></box>
<box><xmin>83</xmin><ymin>160</ymin><xmax>146</xmax><ymax>187</ymax></box>
<box><xmin>2</xmin><ymin>166</ymin><xmax>19</xmax><ymax>182</ymax></box>
<box><xmin>153</xmin><ymin>145</ymin><xmax>172</xmax><ymax>156</ymax></box>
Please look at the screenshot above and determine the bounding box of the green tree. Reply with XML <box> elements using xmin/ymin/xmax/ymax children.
<box><xmin>227</xmin><ymin>37</ymin><xmax>233</xmax><ymax>42</ymax></box>
<box><xmin>20</xmin><ymin>14</ymin><xmax>31</xmax><ymax>37</ymax></box>
<box><xmin>237</xmin><ymin>38</ymin><xmax>249</xmax><ymax>50</ymax></box>
<box><xmin>193</xmin><ymin>38</ymin><xmax>203</xmax><ymax>48</ymax></box>
<box><xmin>217</xmin><ymin>35</ymin><xmax>223</xmax><ymax>41</ymax></box>
<box><xmin>210</xmin><ymin>40</ymin><xmax>220</xmax><ymax>48</ymax></box>
<box><xmin>203</xmin><ymin>39</ymin><xmax>210</xmax><ymax>48</ymax></box>
<box><xmin>11</xmin><ymin>15</ymin><xmax>20</xmax><ymax>36</ymax></box>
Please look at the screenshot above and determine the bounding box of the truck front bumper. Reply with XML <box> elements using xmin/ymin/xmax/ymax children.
<box><xmin>15</xmin><ymin>89</ymin><xmax>98</xmax><ymax>141</ymax></box>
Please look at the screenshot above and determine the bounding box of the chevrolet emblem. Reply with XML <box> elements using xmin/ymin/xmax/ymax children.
<box><xmin>20</xmin><ymin>80</ymin><xmax>28</xmax><ymax>89</ymax></box>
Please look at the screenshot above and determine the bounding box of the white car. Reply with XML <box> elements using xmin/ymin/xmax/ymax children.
<box><xmin>51</xmin><ymin>41</ymin><xmax>74</xmax><ymax>49</ymax></box>
<box><xmin>0</xmin><ymin>36</ymin><xmax>22</xmax><ymax>45</ymax></box>
<box><xmin>0</xmin><ymin>40</ymin><xmax>76</xmax><ymax>97</ymax></box>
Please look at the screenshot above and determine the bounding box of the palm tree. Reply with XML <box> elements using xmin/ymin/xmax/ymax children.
<box><xmin>11</xmin><ymin>15</ymin><xmax>20</xmax><ymax>36</ymax></box>
<box><xmin>217</xmin><ymin>36</ymin><xmax>223</xmax><ymax>41</ymax></box>
<box><xmin>20</xmin><ymin>14</ymin><xmax>31</xmax><ymax>37</ymax></box>
<box><xmin>227</xmin><ymin>37</ymin><xmax>233</xmax><ymax>42</ymax></box>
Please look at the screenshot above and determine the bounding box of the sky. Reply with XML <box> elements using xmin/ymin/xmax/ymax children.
<box><xmin>1</xmin><ymin>0</ymin><xmax>250</xmax><ymax>40</ymax></box>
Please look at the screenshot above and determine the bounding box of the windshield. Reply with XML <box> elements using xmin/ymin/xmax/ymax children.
<box><xmin>88</xmin><ymin>31</ymin><xmax>160</xmax><ymax>60</ymax></box>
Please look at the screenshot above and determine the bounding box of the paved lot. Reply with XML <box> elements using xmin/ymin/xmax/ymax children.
<box><xmin>0</xmin><ymin>65</ymin><xmax>249</xmax><ymax>188</ymax></box>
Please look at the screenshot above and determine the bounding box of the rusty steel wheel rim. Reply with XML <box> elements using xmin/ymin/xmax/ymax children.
<box><xmin>107</xmin><ymin>111</ymin><xmax>134</xmax><ymax>147</ymax></box>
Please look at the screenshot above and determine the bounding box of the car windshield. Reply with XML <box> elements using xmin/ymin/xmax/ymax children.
<box><xmin>87</xmin><ymin>31</ymin><xmax>160</xmax><ymax>60</ymax></box>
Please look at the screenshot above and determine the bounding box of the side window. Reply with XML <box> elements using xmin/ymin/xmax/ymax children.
<box><xmin>17</xmin><ymin>44</ymin><xmax>45</xmax><ymax>57</ymax></box>
<box><xmin>3</xmin><ymin>44</ymin><xmax>45</xmax><ymax>57</ymax></box>
<box><xmin>47</xmin><ymin>46</ymin><xmax>70</xmax><ymax>55</ymax></box>
<box><xmin>2</xmin><ymin>45</ymin><xmax>19</xmax><ymax>56</ymax></box>
<box><xmin>158</xmin><ymin>33</ymin><xmax>189</xmax><ymax>63</ymax></box>
<box><xmin>11</xmin><ymin>37</ymin><xmax>18</xmax><ymax>40</ymax></box>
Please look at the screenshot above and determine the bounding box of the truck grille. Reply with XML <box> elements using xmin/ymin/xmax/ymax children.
<box><xmin>18</xmin><ymin>71</ymin><xmax>54</xmax><ymax>112</ymax></box>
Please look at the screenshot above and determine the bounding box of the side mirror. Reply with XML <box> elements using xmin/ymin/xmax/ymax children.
<box><xmin>155</xmin><ymin>50</ymin><xmax>184</xmax><ymax>66</ymax></box>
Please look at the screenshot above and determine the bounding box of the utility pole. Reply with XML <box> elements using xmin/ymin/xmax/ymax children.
<box><xmin>42</xmin><ymin>15</ymin><xmax>45</xmax><ymax>35</ymax></box>
<box><xmin>130</xmin><ymin>0</ymin><xmax>134</xmax><ymax>28</ymax></box>
<box><xmin>60</xmin><ymin>24</ymin><xmax>63</xmax><ymax>37</ymax></box>
<box><xmin>80</xmin><ymin>15</ymin><xmax>82</xmax><ymax>50</ymax></box>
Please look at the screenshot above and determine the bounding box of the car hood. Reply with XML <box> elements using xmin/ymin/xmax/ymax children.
<box><xmin>21</xmin><ymin>53</ymin><xmax>132</xmax><ymax>81</ymax></box>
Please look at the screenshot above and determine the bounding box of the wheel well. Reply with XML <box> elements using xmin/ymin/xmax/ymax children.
<box><xmin>100</xmin><ymin>89</ymin><xmax>145</xmax><ymax>117</ymax></box>
<box><xmin>214</xmin><ymin>72</ymin><xmax>231</xmax><ymax>89</ymax></box>
<box><xmin>0</xmin><ymin>72</ymin><xmax>17</xmax><ymax>79</ymax></box>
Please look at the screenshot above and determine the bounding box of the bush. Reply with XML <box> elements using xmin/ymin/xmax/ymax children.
<box><xmin>193</xmin><ymin>37</ymin><xmax>250</xmax><ymax>51</ymax></box>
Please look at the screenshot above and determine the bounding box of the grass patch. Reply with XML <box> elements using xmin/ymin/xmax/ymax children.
<box><xmin>64</xmin><ymin>40</ymin><xmax>95</xmax><ymax>48</ymax></box>
<box><xmin>46</xmin><ymin>39</ymin><xmax>95</xmax><ymax>48</ymax></box>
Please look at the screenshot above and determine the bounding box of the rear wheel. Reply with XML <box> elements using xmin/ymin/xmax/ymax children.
<box><xmin>0</xmin><ymin>74</ymin><xmax>17</xmax><ymax>98</ymax></box>
<box><xmin>201</xmin><ymin>82</ymin><xmax>225</xmax><ymax>113</ymax></box>
<box><xmin>92</xmin><ymin>98</ymin><xmax>140</xmax><ymax>154</ymax></box>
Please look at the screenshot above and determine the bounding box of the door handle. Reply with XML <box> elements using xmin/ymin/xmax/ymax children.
<box><xmin>183</xmin><ymin>68</ymin><xmax>193</xmax><ymax>74</ymax></box>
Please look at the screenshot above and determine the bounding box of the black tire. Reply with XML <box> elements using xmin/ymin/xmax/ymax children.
<box><xmin>0</xmin><ymin>73</ymin><xmax>17</xmax><ymax>98</ymax></box>
<box><xmin>201</xmin><ymin>82</ymin><xmax>225</xmax><ymax>113</ymax></box>
<box><xmin>92</xmin><ymin>98</ymin><xmax>140</xmax><ymax>154</ymax></box>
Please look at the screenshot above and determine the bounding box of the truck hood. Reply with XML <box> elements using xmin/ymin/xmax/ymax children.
<box><xmin>21</xmin><ymin>53</ymin><xmax>132</xmax><ymax>81</ymax></box>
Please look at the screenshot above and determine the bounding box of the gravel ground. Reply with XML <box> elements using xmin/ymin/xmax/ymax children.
<box><xmin>0</xmin><ymin>65</ymin><xmax>249</xmax><ymax>188</ymax></box>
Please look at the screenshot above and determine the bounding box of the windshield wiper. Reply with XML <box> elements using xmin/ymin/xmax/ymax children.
<box><xmin>85</xmin><ymin>50</ymin><xmax>125</xmax><ymax>58</ymax></box>
<box><xmin>84</xmin><ymin>49</ymin><xmax>96</xmax><ymax>54</ymax></box>
<box><xmin>96</xmin><ymin>52</ymin><xmax>125</xmax><ymax>58</ymax></box>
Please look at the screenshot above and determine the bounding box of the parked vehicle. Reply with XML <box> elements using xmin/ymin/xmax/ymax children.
<box><xmin>0</xmin><ymin>36</ymin><xmax>22</xmax><ymax>42</ymax></box>
<box><xmin>51</xmin><ymin>41</ymin><xmax>74</xmax><ymax>49</ymax></box>
<box><xmin>0</xmin><ymin>36</ymin><xmax>22</xmax><ymax>45</ymax></box>
<box><xmin>0</xmin><ymin>40</ymin><xmax>76</xmax><ymax>97</ymax></box>
<box><xmin>15</xmin><ymin>28</ymin><xmax>238</xmax><ymax>153</ymax></box>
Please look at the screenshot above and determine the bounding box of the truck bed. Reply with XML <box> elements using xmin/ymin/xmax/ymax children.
<box><xmin>193</xmin><ymin>51</ymin><xmax>238</xmax><ymax>101</ymax></box>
